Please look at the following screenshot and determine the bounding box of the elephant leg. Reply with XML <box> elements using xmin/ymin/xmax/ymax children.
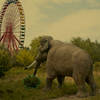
<box><xmin>73</xmin><ymin>73</ymin><xmax>88</xmax><ymax>97</ymax></box>
<box><xmin>45</xmin><ymin>77</ymin><xmax>55</xmax><ymax>90</ymax></box>
<box><xmin>86</xmin><ymin>73</ymin><xmax>96</xmax><ymax>96</ymax></box>
<box><xmin>46</xmin><ymin>66</ymin><xmax>56</xmax><ymax>90</ymax></box>
<box><xmin>57</xmin><ymin>75</ymin><xmax>65</xmax><ymax>88</ymax></box>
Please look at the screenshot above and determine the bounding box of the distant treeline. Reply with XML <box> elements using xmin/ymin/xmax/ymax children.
<box><xmin>71</xmin><ymin>37</ymin><xmax>100</xmax><ymax>63</ymax></box>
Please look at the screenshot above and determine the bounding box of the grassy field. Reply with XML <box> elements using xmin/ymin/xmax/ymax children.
<box><xmin>0</xmin><ymin>67</ymin><xmax>100</xmax><ymax>100</ymax></box>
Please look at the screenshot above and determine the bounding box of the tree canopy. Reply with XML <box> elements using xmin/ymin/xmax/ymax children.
<box><xmin>71</xmin><ymin>37</ymin><xmax>100</xmax><ymax>63</ymax></box>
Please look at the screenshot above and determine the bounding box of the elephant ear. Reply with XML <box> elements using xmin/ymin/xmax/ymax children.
<box><xmin>47</xmin><ymin>36</ymin><xmax>53</xmax><ymax>48</ymax></box>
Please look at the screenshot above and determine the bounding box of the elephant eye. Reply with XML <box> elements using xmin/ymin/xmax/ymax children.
<box><xmin>40</xmin><ymin>39</ymin><xmax>48</xmax><ymax>45</ymax></box>
<box><xmin>45</xmin><ymin>39</ymin><xmax>48</xmax><ymax>42</ymax></box>
<box><xmin>43</xmin><ymin>39</ymin><xmax>47</xmax><ymax>42</ymax></box>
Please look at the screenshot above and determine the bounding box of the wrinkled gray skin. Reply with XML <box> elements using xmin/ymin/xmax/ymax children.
<box><xmin>26</xmin><ymin>36</ymin><xmax>96</xmax><ymax>97</ymax></box>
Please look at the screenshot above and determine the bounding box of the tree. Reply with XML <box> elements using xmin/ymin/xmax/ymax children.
<box><xmin>71</xmin><ymin>37</ymin><xmax>100</xmax><ymax>63</ymax></box>
<box><xmin>30</xmin><ymin>36</ymin><xmax>42</xmax><ymax>59</ymax></box>
<box><xmin>0</xmin><ymin>45</ymin><xmax>12</xmax><ymax>77</ymax></box>
<box><xmin>15</xmin><ymin>49</ymin><xmax>34</xmax><ymax>67</ymax></box>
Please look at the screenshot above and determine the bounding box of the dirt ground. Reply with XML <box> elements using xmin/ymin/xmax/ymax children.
<box><xmin>50</xmin><ymin>95</ymin><xmax>99</xmax><ymax>100</ymax></box>
<box><xmin>50</xmin><ymin>90</ymin><xmax>100</xmax><ymax>100</ymax></box>
<box><xmin>50</xmin><ymin>95</ymin><xmax>82</xmax><ymax>100</ymax></box>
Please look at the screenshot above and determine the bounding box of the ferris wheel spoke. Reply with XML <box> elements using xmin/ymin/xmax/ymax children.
<box><xmin>11</xmin><ymin>8</ymin><xmax>19</xmax><ymax>25</ymax></box>
<box><xmin>13</xmin><ymin>20</ymin><xmax>20</xmax><ymax>28</ymax></box>
<box><xmin>13</xmin><ymin>24</ymin><xmax>20</xmax><ymax>29</ymax></box>
<box><xmin>13</xmin><ymin>18</ymin><xmax>20</xmax><ymax>25</ymax></box>
<box><xmin>8</xmin><ymin>34</ymin><xmax>11</xmax><ymax>50</ymax></box>
<box><xmin>8</xmin><ymin>41</ymin><xmax>13</xmax><ymax>55</ymax></box>
<box><xmin>13</xmin><ymin>27</ymin><xmax>20</xmax><ymax>32</ymax></box>
<box><xmin>11</xmin><ymin>34</ymin><xmax>17</xmax><ymax>51</ymax></box>
<box><xmin>12</xmin><ymin>5</ymin><xmax>19</xmax><ymax>17</ymax></box>
<box><xmin>13</xmin><ymin>37</ymin><xmax>19</xmax><ymax>51</ymax></box>
<box><xmin>6</xmin><ymin>34</ymin><xmax>15</xmax><ymax>54</ymax></box>
<box><xmin>7</xmin><ymin>5</ymin><xmax>15</xmax><ymax>17</ymax></box>
<box><xmin>5</xmin><ymin>14</ymin><xmax>14</xmax><ymax>23</ymax></box>
<box><xmin>2</xmin><ymin>33</ymin><xmax>7</xmax><ymax>44</ymax></box>
<box><xmin>14</xmin><ymin>9</ymin><xmax>19</xmax><ymax>21</ymax></box>
<box><xmin>11</xmin><ymin>37</ymin><xmax>16</xmax><ymax>51</ymax></box>
<box><xmin>0</xmin><ymin>33</ymin><xmax>5</xmax><ymax>41</ymax></box>
<box><xmin>3</xmin><ymin>18</ymin><xmax>11</xmax><ymax>28</ymax></box>
<box><xmin>13</xmin><ymin>34</ymin><xmax>22</xmax><ymax>45</ymax></box>
<box><xmin>12</xmin><ymin>12</ymin><xmax>19</xmax><ymax>24</ymax></box>
<box><xmin>5</xmin><ymin>10</ymin><xmax>13</xmax><ymax>22</ymax></box>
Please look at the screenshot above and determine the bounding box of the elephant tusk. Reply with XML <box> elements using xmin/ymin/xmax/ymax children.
<box><xmin>25</xmin><ymin>60</ymin><xmax>36</xmax><ymax>69</ymax></box>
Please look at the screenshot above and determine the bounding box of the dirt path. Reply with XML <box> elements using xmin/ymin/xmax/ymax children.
<box><xmin>50</xmin><ymin>90</ymin><xmax>100</xmax><ymax>100</ymax></box>
<box><xmin>50</xmin><ymin>96</ymin><xmax>80</xmax><ymax>100</ymax></box>
<box><xmin>50</xmin><ymin>95</ymin><xmax>87</xmax><ymax>100</ymax></box>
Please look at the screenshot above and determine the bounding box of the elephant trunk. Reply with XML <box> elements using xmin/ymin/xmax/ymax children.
<box><xmin>33</xmin><ymin>60</ymin><xmax>41</xmax><ymax>76</ymax></box>
<box><xmin>33</xmin><ymin>66</ymin><xmax>38</xmax><ymax>76</ymax></box>
<box><xmin>24</xmin><ymin>59</ymin><xmax>41</xmax><ymax>76</ymax></box>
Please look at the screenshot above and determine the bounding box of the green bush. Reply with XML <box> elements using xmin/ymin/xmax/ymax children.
<box><xmin>30</xmin><ymin>36</ymin><xmax>41</xmax><ymax>58</ymax></box>
<box><xmin>94</xmin><ymin>62</ymin><xmax>100</xmax><ymax>71</ymax></box>
<box><xmin>15</xmin><ymin>49</ymin><xmax>34</xmax><ymax>67</ymax></box>
<box><xmin>23</xmin><ymin>75</ymin><xmax>40</xmax><ymax>88</ymax></box>
<box><xmin>0</xmin><ymin>47</ymin><xmax>12</xmax><ymax>77</ymax></box>
<box><xmin>0</xmin><ymin>66</ymin><xmax>5</xmax><ymax>77</ymax></box>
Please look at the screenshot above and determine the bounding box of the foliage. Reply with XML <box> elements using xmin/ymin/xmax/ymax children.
<box><xmin>23</xmin><ymin>75</ymin><xmax>40</xmax><ymax>88</ymax></box>
<box><xmin>15</xmin><ymin>49</ymin><xmax>34</xmax><ymax>67</ymax></box>
<box><xmin>0</xmin><ymin>45</ymin><xmax>12</xmax><ymax>77</ymax></box>
<box><xmin>94</xmin><ymin>62</ymin><xmax>100</xmax><ymax>71</ymax></box>
<box><xmin>30</xmin><ymin>36</ymin><xmax>48</xmax><ymax>72</ymax></box>
<box><xmin>30</xmin><ymin>36</ymin><xmax>42</xmax><ymax>58</ymax></box>
<box><xmin>71</xmin><ymin>37</ymin><xmax>100</xmax><ymax>63</ymax></box>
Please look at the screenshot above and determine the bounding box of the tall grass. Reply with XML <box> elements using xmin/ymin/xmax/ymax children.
<box><xmin>0</xmin><ymin>67</ymin><xmax>100</xmax><ymax>100</ymax></box>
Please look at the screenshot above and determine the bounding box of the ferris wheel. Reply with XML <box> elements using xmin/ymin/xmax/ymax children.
<box><xmin>0</xmin><ymin>0</ymin><xmax>25</xmax><ymax>53</ymax></box>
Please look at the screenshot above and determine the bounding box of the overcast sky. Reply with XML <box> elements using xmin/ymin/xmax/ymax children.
<box><xmin>0</xmin><ymin>0</ymin><xmax>100</xmax><ymax>46</ymax></box>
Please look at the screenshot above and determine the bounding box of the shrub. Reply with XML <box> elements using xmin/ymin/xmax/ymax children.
<box><xmin>15</xmin><ymin>49</ymin><xmax>34</xmax><ymax>67</ymax></box>
<box><xmin>94</xmin><ymin>62</ymin><xmax>100</xmax><ymax>71</ymax></box>
<box><xmin>23</xmin><ymin>75</ymin><xmax>40</xmax><ymax>88</ymax></box>
<box><xmin>30</xmin><ymin>36</ymin><xmax>41</xmax><ymax>58</ymax></box>
<box><xmin>0</xmin><ymin>47</ymin><xmax>12</xmax><ymax>77</ymax></box>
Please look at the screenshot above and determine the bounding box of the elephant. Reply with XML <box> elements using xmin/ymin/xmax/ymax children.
<box><xmin>25</xmin><ymin>36</ymin><xmax>96</xmax><ymax>97</ymax></box>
